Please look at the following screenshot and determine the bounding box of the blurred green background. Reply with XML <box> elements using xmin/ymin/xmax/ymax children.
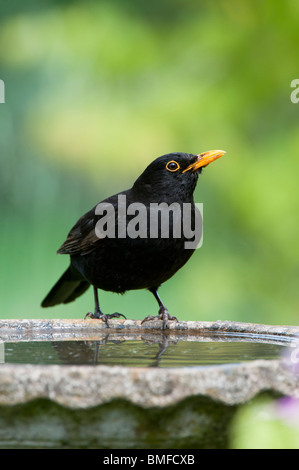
<box><xmin>0</xmin><ymin>0</ymin><xmax>298</xmax><ymax>324</ymax></box>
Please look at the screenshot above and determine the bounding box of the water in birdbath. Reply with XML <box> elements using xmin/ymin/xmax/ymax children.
<box><xmin>2</xmin><ymin>334</ymin><xmax>288</xmax><ymax>367</ymax></box>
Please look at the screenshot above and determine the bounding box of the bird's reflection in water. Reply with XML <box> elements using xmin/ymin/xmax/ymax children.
<box><xmin>51</xmin><ymin>336</ymin><xmax>176</xmax><ymax>367</ymax></box>
<box><xmin>5</xmin><ymin>336</ymin><xmax>285</xmax><ymax>367</ymax></box>
<box><xmin>51</xmin><ymin>339</ymin><xmax>103</xmax><ymax>365</ymax></box>
<box><xmin>141</xmin><ymin>335</ymin><xmax>178</xmax><ymax>367</ymax></box>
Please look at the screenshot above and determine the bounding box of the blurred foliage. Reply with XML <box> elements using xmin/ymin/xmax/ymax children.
<box><xmin>230</xmin><ymin>396</ymin><xmax>299</xmax><ymax>449</ymax></box>
<box><xmin>0</xmin><ymin>0</ymin><xmax>298</xmax><ymax>322</ymax></box>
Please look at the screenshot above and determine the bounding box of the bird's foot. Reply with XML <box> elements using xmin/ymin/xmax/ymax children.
<box><xmin>141</xmin><ymin>306</ymin><xmax>178</xmax><ymax>329</ymax></box>
<box><xmin>84</xmin><ymin>311</ymin><xmax>126</xmax><ymax>327</ymax></box>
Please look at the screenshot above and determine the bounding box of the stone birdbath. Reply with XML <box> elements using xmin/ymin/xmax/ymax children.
<box><xmin>0</xmin><ymin>318</ymin><xmax>298</xmax><ymax>449</ymax></box>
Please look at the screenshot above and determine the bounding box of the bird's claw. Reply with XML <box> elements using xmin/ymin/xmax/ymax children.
<box><xmin>141</xmin><ymin>307</ymin><xmax>178</xmax><ymax>329</ymax></box>
<box><xmin>84</xmin><ymin>311</ymin><xmax>126</xmax><ymax>326</ymax></box>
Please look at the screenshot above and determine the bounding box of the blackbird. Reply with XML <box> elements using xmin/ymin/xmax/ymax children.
<box><xmin>42</xmin><ymin>150</ymin><xmax>225</xmax><ymax>328</ymax></box>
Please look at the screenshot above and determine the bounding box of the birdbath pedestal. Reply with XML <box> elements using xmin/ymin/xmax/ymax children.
<box><xmin>0</xmin><ymin>319</ymin><xmax>298</xmax><ymax>449</ymax></box>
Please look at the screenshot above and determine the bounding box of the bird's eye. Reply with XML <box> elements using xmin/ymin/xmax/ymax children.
<box><xmin>166</xmin><ymin>160</ymin><xmax>180</xmax><ymax>172</ymax></box>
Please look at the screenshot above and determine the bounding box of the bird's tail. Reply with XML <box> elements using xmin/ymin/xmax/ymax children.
<box><xmin>41</xmin><ymin>266</ymin><xmax>90</xmax><ymax>307</ymax></box>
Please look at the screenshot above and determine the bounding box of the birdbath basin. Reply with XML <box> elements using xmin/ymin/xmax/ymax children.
<box><xmin>0</xmin><ymin>319</ymin><xmax>298</xmax><ymax>449</ymax></box>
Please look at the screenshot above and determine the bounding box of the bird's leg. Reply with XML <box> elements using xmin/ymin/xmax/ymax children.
<box><xmin>141</xmin><ymin>288</ymin><xmax>178</xmax><ymax>329</ymax></box>
<box><xmin>84</xmin><ymin>286</ymin><xmax>126</xmax><ymax>325</ymax></box>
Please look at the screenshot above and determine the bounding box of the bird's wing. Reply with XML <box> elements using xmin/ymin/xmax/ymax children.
<box><xmin>57</xmin><ymin>192</ymin><xmax>125</xmax><ymax>256</ymax></box>
<box><xmin>57</xmin><ymin>207</ymin><xmax>100</xmax><ymax>256</ymax></box>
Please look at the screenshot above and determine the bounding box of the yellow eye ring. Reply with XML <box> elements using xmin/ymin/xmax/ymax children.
<box><xmin>166</xmin><ymin>160</ymin><xmax>180</xmax><ymax>172</ymax></box>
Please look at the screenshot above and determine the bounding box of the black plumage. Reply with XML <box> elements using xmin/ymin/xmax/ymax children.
<box><xmin>42</xmin><ymin>150</ymin><xmax>225</xmax><ymax>328</ymax></box>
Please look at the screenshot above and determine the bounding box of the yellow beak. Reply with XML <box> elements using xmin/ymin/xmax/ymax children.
<box><xmin>182</xmin><ymin>149</ymin><xmax>226</xmax><ymax>173</ymax></box>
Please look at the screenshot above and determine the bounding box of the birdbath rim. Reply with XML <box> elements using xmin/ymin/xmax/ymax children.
<box><xmin>0</xmin><ymin>319</ymin><xmax>298</xmax><ymax>409</ymax></box>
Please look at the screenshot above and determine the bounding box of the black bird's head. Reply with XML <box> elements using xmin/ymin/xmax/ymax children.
<box><xmin>133</xmin><ymin>150</ymin><xmax>226</xmax><ymax>202</ymax></box>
